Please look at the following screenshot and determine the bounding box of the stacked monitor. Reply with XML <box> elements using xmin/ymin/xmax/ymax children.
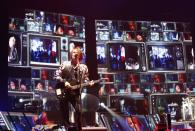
<box><xmin>95</xmin><ymin>20</ymin><xmax>193</xmax><ymax>72</ymax></box>
<box><xmin>7</xmin><ymin>9</ymin><xmax>86</xmax><ymax>112</ymax></box>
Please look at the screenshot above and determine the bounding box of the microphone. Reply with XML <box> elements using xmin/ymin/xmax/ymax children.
<box><xmin>75</xmin><ymin>54</ymin><xmax>78</xmax><ymax>58</ymax></box>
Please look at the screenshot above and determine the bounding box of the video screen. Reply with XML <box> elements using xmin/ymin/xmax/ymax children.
<box><xmin>120</xmin><ymin>21</ymin><xmax>136</xmax><ymax>31</ymax></box>
<box><xmin>151</xmin><ymin>84</ymin><xmax>165</xmax><ymax>93</ymax></box>
<box><xmin>152</xmin><ymin>74</ymin><xmax>165</xmax><ymax>83</ymax></box>
<box><xmin>151</xmin><ymin>94</ymin><xmax>188</xmax><ymax>122</ymax></box>
<box><xmin>111</xmin><ymin>30</ymin><xmax>124</xmax><ymax>40</ymax></box>
<box><xmin>150</xmin><ymin>22</ymin><xmax>162</xmax><ymax>31</ymax></box>
<box><xmin>178</xmin><ymin>73</ymin><xmax>186</xmax><ymax>83</ymax></box>
<box><xmin>135</xmin><ymin>31</ymin><xmax>146</xmax><ymax>42</ymax></box>
<box><xmin>147</xmin><ymin>43</ymin><xmax>185</xmax><ymax>71</ymax></box>
<box><xmin>96</xmin><ymin>31</ymin><xmax>110</xmax><ymax>41</ymax></box>
<box><xmin>163</xmin><ymin>32</ymin><xmax>180</xmax><ymax>41</ymax></box>
<box><xmin>69</xmin><ymin>40</ymin><xmax>86</xmax><ymax>63</ymax></box>
<box><xmin>8</xmin><ymin>78</ymin><xmax>19</xmax><ymax>91</ymax></box>
<box><xmin>66</xmin><ymin>26</ymin><xmax>76</xmax><ymax>36</ymax></box>
<box><xmin>54</xmin><ymin>24</ymin><xmax>65</xmax><ymax>35</ymax></box>
<box><xmin>166</xmin><ymin>74</ymin><xmax>178</xmax><ymax>82</ymax></box>
<box><xmin>26</xmin><ymin>21</ymin><xmax>41</xmax><ymax>32</ymax></box>
<box><xmin>125</xmin><ymin>44</ymin><xmax>141</xmax><ymax>71</ymax></box>
<box><xmin>108</xmin><ymin>43</ymin><xmax>142</xmax><ymax>71</ymax></box>
<box><xmin>149</xmin><ymin>32</ymin><xmax>160</xmax><ymax>41</ymax></box>
<box><xmin>44</xmin><ymin>12</ymin><xmax>58</xmax><ymax>24</ymax></box>
<box><xmin>186</xmin><ymin>83</ymin><xmax>195</xmax><ymax>92</ymax></box>
<box><xmin>35</xmin><ymin>10</ymin><xmax>45</xmax><ymax>22</ymax></box>
<box><xmin>108</xmin><ymin>43</ymin><xmax>125</xmax><ymax>71</ymax></box>
<box><xmin>166</xmin><ymin>83</ymin><xmax>184</xmax><ymax>93</ymax></box>
<box><xmin>48</xmin><ymin>80</ymin><xmax>57</xmax><ymax>93</ymax></box>
<box><xmin>100</xmin><ymin>74</ymin><xmax>114</xmax><ymax>82</ymax></box>
<box><xmin>125</xmin><ymin>31</ymin><xmax>136</xmax><ymax>41</ymax></box>
<box><xmin>8</xmin><ymin>32</ymin><xmax>22</xmax><ymax>65</ymax></box>
<box><xmin>125</xmin><ymin>73</ymin><xmax>140</xmax><ymax>84</ymax></box>
<box><xmin>109</xmin><ymin>95</ymin><xmax>148</xmax><ymax>114</ymax></box>
<box><xmin>40</xmin><ymin>69</ymin><xmax>56</xmax><ymax>80</ymax></box>
<box><xmin>140</xmin><ymin>74</ymin><xmax>153</xmax><ymax>83</ymax></box>
<box><xmin>19</xmin><ymin>78</ymin><xmax>32</xmax><ymax>92</ymax></box>
<box><xmin>9</xmin><ymin>18</ymin><xmax>25</xmax><ymax>31</ymax></box>
<box><xmin>31</xmin><ymin>69</ymin><xmax>40</xmax><ymax>79</ymax></box>
<box><xmin>136</xmin><ymin>21</ymin><xmax>150</xmax><ymax>31</ymax></box>
<box><xmin>29</xmin><ymin>34</ymin><xmax>60</xmax><ymax>67</ymax></box>
<box><xmin>183</xmin><ymin>32</ymin><xmax>192</xmax><ymax>41</ymax></box>
<box><xmin>8</xmin><ymin>78</ymin><xmax>32</xmax><ymax>92</ymax></box>
<box><xmin>43</xmin><ymin>23</ymin><xmax>55</xmax><ymax>33</ymax></box>
<box><xmin>33</xmin><ymin>80</ymin><xmax>45</xmax><ymax>91</ymax></box>
<box><xmin>42</xmin><ymin>12</ymin><xmax>58</xmax><ymax>33</ymax></box>
<box><xmin>140</xmin><ymin>83</ymin><xmax>152</xmax><ymax>93</ymax></box>
<box><xmin>59</xmin><ymin>14</ymin><xmax>70</xmax><ymax>25</ymax></box>
<box><xmin>61</xmin><ymin>51</ymin><xmax>69</xmax><ymax>63</ymax></box>
<box><xmin>25</xmin><ymin>9</ymin><xmax>35</xmax><ymax>20</ymax></box>
<box><xmin>161</xmin><ymin>22</ymin><xmax>176</xmax><ymax>31</ymax></box>
<box><xmin>100</xmin><ymin>114</ymin><xmax>150</xmax><ymax>131</ymax></box>
<box><xmin>96</xmin><ymin>43</ymin><xmax>106</xmax><ymax>67</ymax></box>
<box><xmin>96</xmin><ymin>20</ymin><xmax>111</xmax><ymax>30</ymax></box>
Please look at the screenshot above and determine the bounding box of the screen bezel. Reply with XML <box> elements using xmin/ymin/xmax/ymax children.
<box><xmin>107</xmin><ymin>41</ymin><xmax>144</xmax><ymax>72</ymax></box>
<box><xmin>28</xmin><ymin>33</ymin><xmax>61</xmax><ymax>67</ymax></box>
<box><xmin>146</xmin><ymin>42</ymin><xmax>185</xmax><ymax>72</ymax></box>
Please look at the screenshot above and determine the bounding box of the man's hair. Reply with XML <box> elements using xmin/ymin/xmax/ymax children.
<box><xmin>71</xmin><ymin>46</ymin><xmax>83</xmax><ymax>61</ymax></box>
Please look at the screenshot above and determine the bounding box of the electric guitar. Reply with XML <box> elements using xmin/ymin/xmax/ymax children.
<box><xmin>55</xmin><ymin>78</ymin><xmax>106</xmax><ymax>98</ymax></box>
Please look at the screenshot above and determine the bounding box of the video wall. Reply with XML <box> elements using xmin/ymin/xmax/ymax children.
<box><xmin>95</xmin><ymin>20</ymin><xmax>193</xmax><ymax>72</ymax></box>
<box><xmin>96</xmin><ymin>20</ymin><xmax>195</xmax><ymax>124</ymax></box>
<box><xmin>7</xmin><ymin>9</ymin><xmax>85</xmax><ymax>112</ymax></box>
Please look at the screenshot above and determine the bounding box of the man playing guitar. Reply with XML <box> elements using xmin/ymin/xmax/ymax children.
<box><xmin>54</xmin><ymin>47</ymin><xmax>94</xmax><ymax>131</ymax></box>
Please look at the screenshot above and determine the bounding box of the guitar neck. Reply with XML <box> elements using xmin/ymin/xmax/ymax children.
<box><xmin>71</xmin><ymin>79</ymin><xmax>100</xmax><ymax>90</ymax></box>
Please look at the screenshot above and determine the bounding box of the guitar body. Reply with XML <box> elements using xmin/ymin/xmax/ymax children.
<box><xmin>55</xmin><ymin>81</ymin><xmax>80</xmax><ymax>99</ymax></box>
<box><xmin>55</xmin><ymin>78</ymin><xmax>105</xmax><ymax>99</ymax></box>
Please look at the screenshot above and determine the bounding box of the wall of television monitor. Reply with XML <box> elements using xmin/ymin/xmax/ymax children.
<box><xmin>96</xmin><ymin>19</ymin><xmax>195</xmax><ymax>96</ymax></box>
<box><xmin>95</xmin><ymin>20</ymin><xmax>193</xmax><ymax>72</ymax></box>
<box><xmin>96</xmin><ymin>20</ymin><xmax>195</xmax><ymax>125</ymax></box>
<box><xmin>7</xmin><ymin>9</ymin><xmax>86</xmax><ymax>111</ymax></box>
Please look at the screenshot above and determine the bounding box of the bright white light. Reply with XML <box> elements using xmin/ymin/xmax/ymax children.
<box><xmin>19</xmin><ymin>99</ymin><xmax>23</xmax><ymax>103</ymax></box>
<box><xmin>81</xmin><ymin>93</ymin><xmax>87</xmax><ymax>99</ymax></box>
<box><xmin>100</xmin><ymin>102</ymin><xmax>105</xmax><ymax>108</ymax></box>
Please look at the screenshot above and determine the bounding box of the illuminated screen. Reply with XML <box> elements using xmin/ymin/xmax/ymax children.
<box><xmin>184</xmin><ymin>44</ymin><xmax>194</xmax><ymax>70</ymax></box>
<box><xmin>147</xmin><ymin>43</ymin><xmax>185</xmax><ymax>71</ymax></box>
<box><xmin>96</xmin><ymin>43</ymin><xmax>106</xmax><ymax>67</ymax></box>
<box><xmin>69</xmin><ymin>40</ymin><xmax>86</xmax><ymax>63</ymax></box>
<box><xmin>8</xmin><ymin>32</ymin><xmax>22</xmax><ymax>65</ymax></box>
<box><xmin>108</xmin><ymin>43</ymin><xmax>142</xmax><ymax>71</ymax></box>
<box><xmin>29</xmin><ymin>34</ymin><xmax>60</xmax><ymax>66</ymax></box>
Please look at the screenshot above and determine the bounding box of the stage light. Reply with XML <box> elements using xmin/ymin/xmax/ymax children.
<box><xmin>100</xmin><ymin>102</ymin><xmax>106</xmax><ymax>108</ymax></box>
<box><xmin>19</xmin><ymin>98</ymin><xmax>23</xmax><ymax>103</ymax></box>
